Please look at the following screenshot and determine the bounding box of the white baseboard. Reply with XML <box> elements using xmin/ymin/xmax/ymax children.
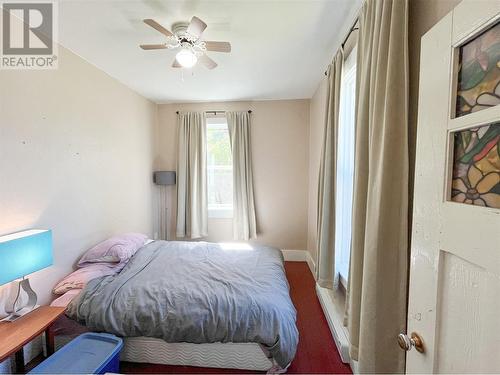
<box><xmin>315</xmin><ymin>284</ymin><xmax>351</xmax><ymax>364</ymax></box>
<box><xmin>305</xmin><ymin>251</ymin><xmax>316</xmax><ymax>277</ymax></box>
<box><xmin>282</xmin><ymin>249</ymin><xmax>316</xmax><ymax>278</ymax></box>
<box><xmin>281</xmin><ymin>249</ymin><xmax>307</xmax><ymax>262</ymax></box>
<box><xmin>350</xmin><ymin>357</ymin><xmax>359</xmax><ymax>374</ymax></box>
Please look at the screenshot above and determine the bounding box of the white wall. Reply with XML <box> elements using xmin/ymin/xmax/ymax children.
<box><xmin>157</xmin><ymin>100</ymin><xmax>310</xmax><ymax>251</ymax></box>
<box><xmin>0</xmin><ymin>45</ymin><xmax>158</xmax><ymax>308</ymax></box>
<box><xmin>306</xmin><ymin>79</ymin><xmax>328</xmax><ymax>264</ymax></box>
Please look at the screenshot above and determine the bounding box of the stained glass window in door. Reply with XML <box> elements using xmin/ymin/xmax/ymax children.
<box><xmin>451</xmin><ymin>122</ymin><xmax>500</xmax><ymax>208</ymax></box>
<box><xmin>455</xmin><ymin>22</ymin><xmax>500</xmax><ymax>117</ymax></box>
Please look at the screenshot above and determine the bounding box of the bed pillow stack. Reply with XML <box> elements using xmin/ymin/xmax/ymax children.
<box><xmin>53</xmin><ymin>233</ymin><xmax>148</xmax><ymax>295</ymax></box>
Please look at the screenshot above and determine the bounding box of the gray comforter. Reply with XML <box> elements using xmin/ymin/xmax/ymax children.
<box><xmin>66</xmin><ymin>241</ymin><xmax>298</xmax><ymax>368</ymax></box>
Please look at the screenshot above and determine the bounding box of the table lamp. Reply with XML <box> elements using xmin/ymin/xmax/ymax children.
<box><xmin>0</xmin><ymin>229</ymin><xmax>53</xmax><ymax>322</ymax></box>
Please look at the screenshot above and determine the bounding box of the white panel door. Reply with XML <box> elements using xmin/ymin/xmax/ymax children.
<box><xmin>406</xmin><ymin>0</ymin><xmax>500</xmax><ymax>373</ymax></box>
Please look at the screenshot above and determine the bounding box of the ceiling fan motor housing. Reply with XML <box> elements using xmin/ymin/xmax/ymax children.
<box><xmin>172</xmin><ymin>22</ymin><xmax>191</xmax><ymax>39</ymax></box>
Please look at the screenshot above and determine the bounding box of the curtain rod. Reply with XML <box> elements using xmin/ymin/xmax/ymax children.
<box><xmin>324</xmin><ymin>21</ymin><xmax>359</xmax><ymax>76</ymax></box>
<box><xmin>176</xmin><ymin>110</ymin><xmax>252</xmax><ymax>115</ymax></box>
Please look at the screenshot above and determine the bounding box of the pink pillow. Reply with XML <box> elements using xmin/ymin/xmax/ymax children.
<box><xmin>53</xmin><ymin>264</ymin><xmax>118</xmax><ymax>295</ymax></box>
<box><xmin>77</xmin><ymin>233</ymin><xmax>147</xmax><ymax>267</ymax></box>
<box><xmin>51</xmin><ymin>289</ymin><xmax>82</xmax><ymax>306</ymax></box>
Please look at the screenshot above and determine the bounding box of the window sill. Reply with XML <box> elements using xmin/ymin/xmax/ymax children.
<box><xmin>339</xmin><ymin>272</ymin><xmax>348</xmax><ymax>289</ymax></box>
<box><xmin>316</xmin><ymin>284</ymin><xmax>351</xmax><ymax>364</ymax></box>
<box><xmin>208</xmin><ymin>208</ymin><xmax>233</xmax><ymax>219</ymax></box>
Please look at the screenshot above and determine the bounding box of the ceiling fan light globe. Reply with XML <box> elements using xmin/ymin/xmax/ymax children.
<box><xmin>176</xmin><ymin>49</ymin><xmax>197</xmax><ymax>68</ymax></box>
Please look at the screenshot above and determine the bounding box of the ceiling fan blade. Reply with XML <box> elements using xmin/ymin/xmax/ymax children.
<box><xmin>199</xmin><ymin>54</ymin><xmax>217</xmax><ymax>70</ymax></box>
<box><xmin>187</xmin><ymin>16</ymin><xmax>207</xmax><ymax>38</ymax></box>
<box><xmin>140</xmin><ymin>44</ymin><xmax>167</xmax><ymax>50</ymax></box>
<box><xmin>143</xmin><ymin>19</ymin><xmax>173</xmax><ymax>37</ymax></box>
<box><xmin>172</xmin><ymin>59</ymin><xmax>181</xmax><ymax>68</ymax></box>
<box><xmin>204</xmin><ymin>41</ymin><xmax>231</xmax><ymax>53</ymax></box>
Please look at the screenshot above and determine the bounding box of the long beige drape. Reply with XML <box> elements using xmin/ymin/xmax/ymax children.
<box><xmin>345</xmin><ymin>0</ymin><xmax>409</xmax><ymax>373</ymax></box>
<box><xmin>176</xmin><ymin>112</ymin><xmax>208</xmax><ymax>239</ymax></box>
<box><xmin>226</xmin><ymin>111</ymin><xmax>257</xmax><ymax>240</ymax></box>
<box><xmin>316</xmin><ymin>50</ymin><xmax>343</xmax><ymax>289</ymax></box>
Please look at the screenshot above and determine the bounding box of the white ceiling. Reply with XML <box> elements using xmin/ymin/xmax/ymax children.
<box><xmin>59</xmin><ymin>0</ymin><xmax>359</xmax><ymax>104</ymax></box>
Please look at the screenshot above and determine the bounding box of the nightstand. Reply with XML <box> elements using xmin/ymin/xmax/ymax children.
<box><xmin>0</xmin><ymin>306</ymin><xmax>66</xmax><ymax>373</ymax></box>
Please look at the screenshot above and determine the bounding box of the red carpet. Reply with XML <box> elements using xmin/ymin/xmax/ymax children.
<box><xmin>121</xmin><ymin>261</ymin><xmax>352</xmax><ymax>374</ymax></box>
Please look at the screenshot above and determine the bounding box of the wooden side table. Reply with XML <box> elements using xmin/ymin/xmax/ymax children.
<box><xmin>0</xmin><ymin>306</ymin><xmax>66</xmax><ymax>373</ymax></box>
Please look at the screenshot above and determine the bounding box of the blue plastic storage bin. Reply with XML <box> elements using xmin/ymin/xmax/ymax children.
<box><xmin>29</xmin><ymin>332</ymin><xmax>123</xmax><ymax>374</ymax></box>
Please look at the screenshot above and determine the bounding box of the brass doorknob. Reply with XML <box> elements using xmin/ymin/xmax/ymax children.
<box><xmin>398</xmin><ymin>332</ymin><xmax>424</xmax><ymax>353</ymax></box>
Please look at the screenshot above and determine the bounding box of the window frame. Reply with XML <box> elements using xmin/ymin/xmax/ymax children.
<box><xmin>334</xmin><ymin>46</ymin><xmax>357</xmax><ymax>288</ymax></box>
<box><xmin>206</xmin><ymin>116</ymin><xmax>233</xmax><ymax>219</ymax></box>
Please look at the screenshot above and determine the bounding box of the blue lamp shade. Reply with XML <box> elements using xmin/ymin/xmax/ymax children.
<box><xmin>0</xmin><ymin>229</ymin><xmax>53</xmax><ymax>285</ymax></box>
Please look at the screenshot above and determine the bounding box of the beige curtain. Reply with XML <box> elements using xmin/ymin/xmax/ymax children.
<box><xmin>176</xmin><ymin>112</ymin><xmax>208</xmax><ymax>239</ymax></box>
<box><xmin>344</xmin><ymin>0</ymin><xmax>409</xmax><ymax>373</ymax></box>
<box><xmin>316</xmin><ymin>50</ymin><xmax>343</xmax><ymax>289</ymax></box>
<box><xmin>226</xmin><ymin>111</ymin><xmax>257</xmax><ymax>240</ymax></box>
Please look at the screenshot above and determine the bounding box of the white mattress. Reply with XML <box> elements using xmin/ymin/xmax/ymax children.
<box><xmin>122</xmin><ymin>337</ymin><xmax>274</xmax><ymax>371</ymax></box>
<box><xmin>55</xmin><ymin>334</ymin><xmax>274</xmax><ymax>371</ymax></box>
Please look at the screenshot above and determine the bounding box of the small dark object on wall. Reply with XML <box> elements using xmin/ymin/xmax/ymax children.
<box><xmin>153</xmin><ymin>171</ymin><xmax>176</xmax><ymax>185</ymax></box>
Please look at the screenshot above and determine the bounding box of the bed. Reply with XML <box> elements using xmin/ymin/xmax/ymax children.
<box><xmin>53</xmin><ymin>240</ymin><xmax>298</xmax><ymax>372</ymax></box>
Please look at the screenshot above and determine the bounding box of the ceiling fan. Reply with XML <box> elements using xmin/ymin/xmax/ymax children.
<box><xmin>140</xmin><ymin>16</ymin><xmax>231</xmax><ymax>70</ymax></box>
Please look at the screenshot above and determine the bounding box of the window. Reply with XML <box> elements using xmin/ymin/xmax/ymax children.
<box><xmin>450</xmin><ymin>122</ymin><xmax>500</xmax><ymax>208</ymax></box>
<box><xmin>206</xmin><ymin>116</ymin><xmax>233</xmax><ymax>218</ymax></box>
<box><xmin>334</xmin><ymin>47</ymin><xmax>357</xmax><ymax>287</ymax></box>
<box><xmin>455</xmin><ymin>22</ymin><xmax>500</xmax><ymax>118</ymax></box>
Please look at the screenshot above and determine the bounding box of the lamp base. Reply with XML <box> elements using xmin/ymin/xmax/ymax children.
<box><xmin>1</xmin><ymin>305</ymin><xmax>40</xmax><ymax>322</ymax></box>
<box><xmin>1</xmin><ymin>278</ymin><xmax>39</xmax><ymax>322</ymax></box>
